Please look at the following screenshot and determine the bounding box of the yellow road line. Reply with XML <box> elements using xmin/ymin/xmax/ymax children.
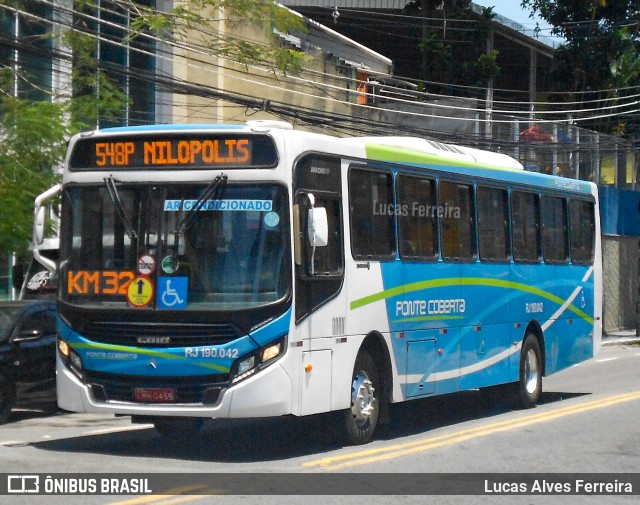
<box><xmin>304</xmin><ymin>391</ymin><xmax>640</xmax><ymax>471</ymax></box>
<box><xmin>110</xmin><ymin>486</ymin><xmax>221</xmax><ymax>505</ymax></box>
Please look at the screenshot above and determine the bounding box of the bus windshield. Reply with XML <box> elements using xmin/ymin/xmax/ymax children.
<box><xmin>60</xmin><ymin>182</ymin><xmax>290</xmax><ymax>311</ymax></box>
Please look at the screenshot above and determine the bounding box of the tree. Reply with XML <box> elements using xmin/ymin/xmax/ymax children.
<box><xmin>0</xmin><ymin>0</ymin><xmax>306</xmax><ymax>257</ymax></box>
<box><xmin>0</xmin><ymin>19</ymin><xmax>129</xmax><ymax>256</ymax></box>
<box><xmin>404</xmin><ymin>1</ymin><xmax>500</xmax><ymax>92</ymax></box>
<box><xmin>521</xmin><ymin>0</ymin><xmax>640</xmax><ymax>138</ymax></box>
<box><xmin>126</xmin><ymin>0</ymin><xmax>305</xmax><ymax>73</ymax></box>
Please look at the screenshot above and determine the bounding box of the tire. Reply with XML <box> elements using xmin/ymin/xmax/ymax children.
<box><xmin>344</xmin><ymin>350</ymin><xmax>379</xmax><ymax>445</ymax></box>
<box><xmin>153</xmin><ymin>418</ymin><xmax>204</xmax><ymax>440</ymax></box>
<box><xmin>0</xmin><ymin>373</ymin><xmax>15</xmax><ymax>424</ymax></box>
<box><xmin>517</xmin><ymin>335</ymin><xmax>542</xmax><ymax>409</ymax></box>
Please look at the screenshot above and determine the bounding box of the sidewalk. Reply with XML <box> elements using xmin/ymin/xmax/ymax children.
<box><xmin>602</xmin><ymin>329</ymin><xmax>640</xmax><ymax>346</ymax></box>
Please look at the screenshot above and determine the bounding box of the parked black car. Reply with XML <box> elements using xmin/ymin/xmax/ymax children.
<box><xmin>0</xmin><ymin>300</ymin><xmax>57</xmax><ymax>423</ymax></box>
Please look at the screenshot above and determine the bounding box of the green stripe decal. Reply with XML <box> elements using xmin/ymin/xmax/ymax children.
<box><xmin>364</xmin><ymin>144</ymin><xmax>521</xmax><ymax>172</ymax></box>
<box><xmin>350</xmin><ymin>277</ymin><xmax>593</xmax><ymax>324</ymax></box>
<box><xmin>72</xmin><ymin>342</ymin><xmax>231</xmax><ymax>373</ymax></box>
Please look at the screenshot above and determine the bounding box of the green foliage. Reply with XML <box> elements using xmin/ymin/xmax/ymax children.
<box><xmin>0</xmin><ymin>0</ymin><xmax>309</xmax><ymax>255</ymax></box>
<box><xmin>521</xmin><ymin>0</ymin><xmax>640</xmax><ymax>137</ymax></box>
<box><xmin>0</xmin><ymin>6</ymin><xmax>128</xmax><ymax>255</ymax></box>
<box><xmin>0</xmin><ymin>97</ymin><xmax>65</xmax><ymax>255</ymax></box>
<box><xmin>475</xmin><ymin>50</ymin><xmax>501</xmax><ymax>86</ymax></box>
<box><xmin>128</xmin><ymin>0</ymin><xmax>307</xmax><ymax>74</ymax></box>
<box><xmin>63</xmin><ymin>31</ymin><xmax>131</xmax><ymax>129</ymax></box>
<box><xmin>406</xmin><ymin>0</ymin><xmax>499</xmax><ymax>92</ymax></box>
<box><xmin>418</xmin><ymin>32</ymin><xmax>450</xmax><ymax>87</ymax></box>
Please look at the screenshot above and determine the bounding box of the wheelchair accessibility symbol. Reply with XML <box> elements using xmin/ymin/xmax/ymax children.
<box><xmin>157</xmin><ymin>277</ymin><xmax>188</xmax><ymax>309</ymax></box>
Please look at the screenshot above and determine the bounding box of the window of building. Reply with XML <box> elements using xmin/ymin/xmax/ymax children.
<box><xmin>477</xmin><ymin>186</ymin><xmax>510</xmax><ymax>262</ymax></box>
<box><xmin>73</xmin><ymin>1</ymin><xmax>156</xmax><ymax>126</ymax></box>
<box><xmin>397</xmin><ymin>174</ymin><xmax>438</xmax><ymax>260</ymax></box>
<box><xmin>511</xmin><ymin>190</ymin><xmax>541</xmax><ymax>263</ymax></box>
<box><xmin>0</xmin><ymin>254</ymin><xmax>10</xmax><ymax>300</ymax></box>
<box><xmin>0</xmin><ymin>2</ymin><xmax>52</xmax><ymax>101</ymax></box>
<box><xmin>349</xmin><ymin>167</ymin><xmax>395</xmax><ymax>260</ymax></box>
<box><xmin>439</xmin><ymin>180</ymin><xmax>475</xmax><ymax>261</ymax></box>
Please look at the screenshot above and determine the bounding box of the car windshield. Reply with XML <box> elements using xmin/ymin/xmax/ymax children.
<box><xmin>0</xmin><ymin>305</ymin><xmax>24</xmax><ymax>339</ymax></box>
<box><xmin>60</xmin><ymin>182</ymin><xmax>291</xmax><ymax>311</ymax></box>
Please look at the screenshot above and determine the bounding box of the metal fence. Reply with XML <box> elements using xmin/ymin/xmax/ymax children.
<box><xmin>482</xmin><ymin>118</ymin><xmax>638</xmax><ymax>190</ymax></box>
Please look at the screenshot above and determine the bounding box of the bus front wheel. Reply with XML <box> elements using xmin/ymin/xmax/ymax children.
<box><xmin>344</xmin><ymin>350</ymin><xmax>379</xmax><ymax>445</ymax></box>
<box><xmin>517</xmin><ymin>335</ymin><xmax>542</xmax><ymax>408</ymax></box>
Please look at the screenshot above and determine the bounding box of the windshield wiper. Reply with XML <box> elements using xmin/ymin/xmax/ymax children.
<box><xmin>104</xmin><ymin>175</ymin><xmax>138</xmax><ymax>240</ymax></box>
<box><xmin>173</xmin><ymin>173</ymin><xmax>228</xmax><ymax>239</ymax></box>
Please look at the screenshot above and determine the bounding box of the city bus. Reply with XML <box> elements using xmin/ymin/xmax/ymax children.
<box><xmin>36</xmin><ymin>120</ymin><xmax>602</xmax><ymax>445</ymax></box>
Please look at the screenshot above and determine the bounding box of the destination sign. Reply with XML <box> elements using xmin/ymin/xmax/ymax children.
<box><xmin>69</xmin><ymin>133</ymin><xmax>278</xmax><ymax>170</ymax></box>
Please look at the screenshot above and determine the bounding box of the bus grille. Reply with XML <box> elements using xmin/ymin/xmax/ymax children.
<box><xmin>79</xmin><ymin>321</ymin><xmax>243</xmax><ymax>347</ymax></box>
<box><xmin>85</xmin><ymin>371</ymin><xmax>228</xmax><ymax>405</ymax></box>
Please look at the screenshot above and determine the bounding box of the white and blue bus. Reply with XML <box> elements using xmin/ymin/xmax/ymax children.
<box><xmin>38</xmin><ymin>121</ymin><xmax>601</xmax><ymax>444</ymax></box>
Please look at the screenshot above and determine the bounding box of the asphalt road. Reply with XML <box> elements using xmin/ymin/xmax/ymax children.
<box><xmin>0</xmin><ymin>341</ymin><xmax>639</xmax><ymax>504</ymax></box>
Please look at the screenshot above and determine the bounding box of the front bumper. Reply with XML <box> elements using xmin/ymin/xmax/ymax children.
<box><xmin>56</xmin><ymin>352</ymin><xmax>293</xmax><ymax>418</ymax></box>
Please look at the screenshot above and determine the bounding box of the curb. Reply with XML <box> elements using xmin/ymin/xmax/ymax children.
<box><xmin>601</xmin><ymin>336</ymin><xmax>640</xmax><ymax>346</ymax></box>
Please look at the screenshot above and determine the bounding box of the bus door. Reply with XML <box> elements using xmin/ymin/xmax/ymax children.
<box><xmin>293</xmin><ymin>155</ymin><xmax>345</xmax><ymax>415</ymax></box>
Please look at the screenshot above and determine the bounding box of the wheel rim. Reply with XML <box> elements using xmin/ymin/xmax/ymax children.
<box><xmin>524</xmin><ymin>348</ymin><xmax>539</xmax><ymax>395</ymax></box>
<box><xmin>350</xmin><ymin>370</ymin><xmax>375</xmax><ymax>427</ymax></box>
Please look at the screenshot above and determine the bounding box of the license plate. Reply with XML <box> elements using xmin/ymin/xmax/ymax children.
<box><xmin>134</xmin><ymin>387</ymin><xmax>176</xmax><ymax>403</ymax></box>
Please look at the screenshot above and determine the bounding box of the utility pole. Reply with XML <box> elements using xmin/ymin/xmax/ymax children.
<box><xmin>485</xmin><ymin>18</ymin><xmax>494</xmax><ymax>140</ymax></box>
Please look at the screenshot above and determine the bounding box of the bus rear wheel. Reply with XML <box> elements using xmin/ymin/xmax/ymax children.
<box><xmin>517</xmin><ymin>335</ymin><xmax>542</xmax><ymax>409</ymax></box>
<box><xmin>344</xmin><ymin>350</ymin><xmax>379</xmax><ymax>445</ymax></box>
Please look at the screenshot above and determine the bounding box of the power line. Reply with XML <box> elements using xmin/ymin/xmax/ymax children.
<box><xmin>15</xmin><ymin>0</ymin><xmax>640</xmax><ymax>107</ymax></box>
<box><xmin>2</xmin><ymin>1</ymin><xmax>639</xmax><ymax>143</ymax></box>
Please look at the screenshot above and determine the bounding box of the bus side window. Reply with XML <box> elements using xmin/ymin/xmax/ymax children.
<box><xmin>397</xmin><ymin>174</ymin><xmax>438</xmax><ymax>261</ymax></box>
<box><xmin>439</xmin><ymin>180</ymin><xmax>476</xmax><ymax>261</ymax></box>
<box><xmin>569</xmin><ymin>199</ymin><xmax>595</xmax><ymax>264</ymax></box>
<box><xmin>542</xmin><ymin>195</ymin><xmax>569</xmax><ymax>264</ymax></box>
<box><xmin>348</xmin><ymin>168</ymin><xmax>395</xmax><ymax>260</ymax></box>
<box><xmin>478</xmin><ymin>186</ymin><xmax>510</xmax><ymax>262</ymax></box>
<box><xmin>511</xmin><ymin>190</ymin><xmax>541</xmax><ymax>263</ymax></box>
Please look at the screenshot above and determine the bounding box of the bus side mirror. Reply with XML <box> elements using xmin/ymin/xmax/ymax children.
<box><xmin>34</xmin><ymin>205</ymin><xmax>46</xmax><ymax>246</ymax></box>
<box><xmin>307</xmin><ymin>207</ymin><xmax>328</xmax><ymax>248</ymax></box>
<box><xmin>32</xmin><ymin>184</ymin><xmax>61</xmax><ymax>274</ymax></box>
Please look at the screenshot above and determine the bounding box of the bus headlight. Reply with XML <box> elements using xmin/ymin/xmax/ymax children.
<box><xmin>58</xmin><ymin>338</ymin><xmax>83</xmax><ymax>378</ymax></box>
<box><xmin>230</xmin><ymin>337</ymin><xmax>286</xmax><ymax>385</ymax></box>
<box><xmin>237</xmin><ymin>355</ymin><xmax>256</xmax><ymax>376</ymax></box>
<box><xmin>261</xmin><ymin>342</ymin><xmax>282</xmax><ymax>363</ymax></box>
